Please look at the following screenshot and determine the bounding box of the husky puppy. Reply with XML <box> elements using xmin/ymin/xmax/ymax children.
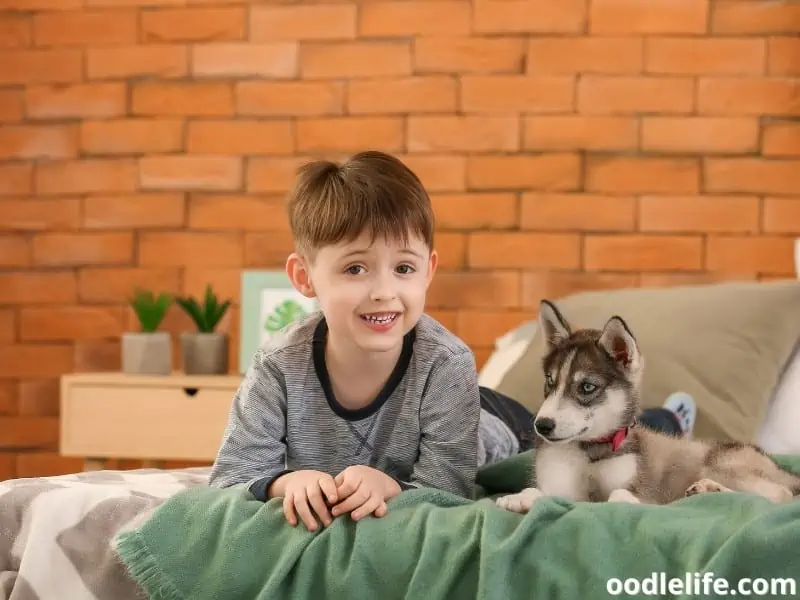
<box><xmin>496</xmin><ymin>299</ymin><xmax>800</xmax><ymax>513</ymax></box>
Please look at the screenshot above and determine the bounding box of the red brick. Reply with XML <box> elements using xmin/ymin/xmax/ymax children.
<box><xmin>578</xmin><ymin>76</ymin><xmax>694</xmax><ymax>114</ymax></box>
<box><xmin>0</xmin><ymin>236</ymin><xmax>30</xmax><ymax>267</ymax></box>
<box><xmin>467</xmin><ymin>154</ymin><xmax>581</xmax><ymax>191</ymax></box>
<box><xmin>73</xmin><ymin>339</ymin><xmax>119</xmax><ymax>372</ymax></box>
<box><xmin>187</xmin><ymin>120</ymin><xmax>294</xmax><ymax>155</ymax></box>
<box><xmin>80</xmin><ymin>119</ymin><xmax>182</xmax><ymax>155</ymax></box>
<box><xmin>706</xmin><ymin>236</ymin><xmax>794</xmax><ymax>275</ymax></box>
<box><xmin>523</xmin><ymin>116</ymin><xmax>638</xmax><ymax>151</ymax></box>
<box><xmin>430</xmin><ymin>193</ymin><xmax>517</xmax><ymax>230</ymax></box>
<box><xmin>414</xmin><ymin>37</ymin><xmax>525</xmax><ymax>73</ymax></box>
<box><xmin>646</xmin><ymin>37</ymin><xmax>766</xmax><ymax>75</ymax></box>
<box><xmin>0</xmin><ymin>347</ymin><xmax>72</xmax><ymax>379</ymax></box>
<box><xmin>0</xmin><ymin>0</ymin><xmax>80</xmax><ymax>9</ymax></box>
<box><xmin>348</xmin><ymin>77</ymin><xmax>456</xmax><ymax>114</ymax></box>
<box><xmin>763</xmin><ymin>198</ymin><xmax>800</xmax><ymax>234</ymax></box>
<box><xmin>473</xmin><ymin>0</ymin><xmax>586</xmax><ymax>33</ymax></box>
<box><xmin>87</xmin><ymin>0</ymin><xmax>184</xmax><ymax>5</ymax></box>
<box><xmin>763</xmin><ymin>122</ymin><xmax>800</xmax><ymax>157</ymax></box>
<box><xmin>360</xmin><ymin>2</ymin><xmax>470</xmax><ymax>36</ymax></box>
<box><xmin>301</xmin><ymin>42</ymin><xmax>411</xmax><ymax>78</ymax></box>
<box><xmin>398</xmin><ymin>155</ymin><xmax>467</xmax><ymax>192</ymax></box>
<box><xmin>139</xmin><ymin>232</ymin><xmax>242</xmax><ymax>267</ymax></box>
<box><xmin>408</xmin><ymin>116</ymin><xmax>519</xmax><ymax>152</ymax></box>
<box><xmin>0</xmin><ymin>164</ymin><xmax>32</xmax><ymax>196</ymax></box>
<box><xmin>139</xmin><ymin>156</ymin><xmax>242</xmax><ymax>191</ymax></box>
<box><xmin>0</xmin><ymin>272</ymin><xmax>76</xmax><ymax>305</ymax></box>
<box><xmin>0</xmin><ymin>89</ymin><xmax>23</xmax><ymax>122</ymax></box>
<box><xmin>711</xmin><ymin>1</ymin><xmax>800</xmax><ymax>34</ymax></box>
<box><xmin>521</xmin><ymin>271</ymin><xmax>638</xmax><ymax>305</ymax></box>
<box><xmin>183</xmin><ymin>269</ymin><xmax>241</xmax><ymax>304</ymax></box>
<box><xmin>33</xmin><ymin>10</ymin><xmax>137</xmax><ymax>46</ymax></box>
<box><xmin>457</xmin><ymin>310</ymin><xmax>538</xmax><ymax>347</ymax></box>
<box><xmin>0</xmin><ymin>199</ymin><xmax>79</xmax><ymax>231</ymax></box>
<box><xmin>467</xmin><ymin>232</ymin><xmax>581</xmax><ymax>269</ymax></box>
<box><xmin>768</xmin><ymin>37</ymin><xmax>800</xmax><ymax>76</ymax></box>
<box><xmin>639</xmin><ymin>272</ymin><xmax>753</xmax><ymax>289</ymax></box>
<box><xmin>590</xmin><ymin>0</ymin><xmax>708</xmax><ymax>33</ymax></box>
<box><xmin>132</xmin><ymin>82</ymin><xmax>234</xmax><ymax>116</ymax></box>
<box><xmin>585</xmin><ymin>235</ymin><xmax>704</xmax><ymax>271</ymax></box>
<box><xmin>520</xmin><ymin>194</ymin><xmax>636</xmax><ymax>231</ymax></box>
<box><xmin>25</xmin><ymin>83</ymin><xmax>126</xmax><ymax>120</ymax></box>
<box><xmin>697</xmin><ymin>77</ymin><xmax>800</xmax><ymax>116</ymax></box>
<box><xmin>528</xmin><ymin>37</ymin><xmax>643</xmax><ymax>74</ymax></box>
<box><xmin>36</xmin><ymin>159</ymin><xmax>137</xmax><ymax>196</ymax></box>
<box><xmin>87</xmin><ymin>45</ymin><xmax>187</xmax><ymax>79</ymax></box>
<box><xmin>247</xmin><ymin>158</ymin><xmax>305</xmax><ymax>194</ymax></box>
<box><xmin>0</xmin><ymin>14</ymin><xmax>31</xmax><ymax>49</ymax></box>
<box><xmin>236</xmin><ymin>81</ymin><xmax>344</xmax><ymax>116</ymax></box>
<box><xmin>0</xmin><ymin>417</ymin><xmax>59</xmax><ymax>447</ymax></box>
<box><xmin>0</xmin><ymin>310</ymin><xmax>16</xmax><ymax>344</ymax></box>
<box><xmin>20</xmin><ymin>307</ymin><xmax>125</xmax><ymax>341</ymax></box>
<box><xmin>78</xmin><ymin>267</ymin><xmax>182</xmax><ymax>303</ymax></box>
<box><xmin>32</xmin><ymin>232</ymin><xmax>133</xmax><ymax>266</ymax></box>
<box><xmin>251</xmin><ymin>5</ymin><xmax>356</xmax><ymax>41</ymax></box>
<box><xmin>704</xmin><ymin>159</ymin><xmax>800</xmax><ymax>196</ymax></box>
<box><xmin>188</xmin><ymin>195</ymin><xmax>289</xmax><ymax>231</ymax></box>
<box><xmin>0</xmin><ymin>49</ymin><xmax>81</xmax><ymax>84</ymax></box>
<box><xmin>244</xmin><ymin>231</ymin><xmax>296</xmax><ymax>268</ymax></box>
<box><xmin>17</xmin><ymin>379</ymin><xmax>59</xmax><ymax>418</ymax></box>
<box><xmin>427</xmin><ymin>271</ymin><xmax>521</xmax><ymax>309</ymax></box>
<box><xmin>460</xmin><ymin>75</ymin><xmax>574</xmax><ymax>113</ymax></box>
<box><xmin>191</xmin><ymin>43</ymin><xmax>297</xmax><ymax>78</ymax></box>
<box><xmin>141</xmin><ymin>7</ymin><xmax>245</xmax><ymax>42</ymax></box>
<box><xmin>587</xmin><ymin>156</ymin><xmax>699</xmax><ymax>194</ymax></box>
<box><xmin>432</xmin><ymin>232</ymin><xmax>467</xmax><ymax>269</ymax></box>
<box><xmin>83</xmin><ymin>194</ymin><xmax>185</xmax><ymax>229</ymax></box>
<box><xmin>639</xmin><ymin>195</ymin><xmax>759</xmax><ymax>233</ymax></box>
<box><xmin>0</xmin><ymin>382</ymin><xmax>15</xmax><ymax>415</ymax></box>
<box><xmin>641</xmin><ymin>117</ymin><xmax>759</xmax><ymax>153</ymax></box>
<box><xmin>296</xmin><ymin>117</ymin><xmax>404</xmax><ymax>152</ymax></box>
<box><xmin>0</xmin><ymin>124</ymin><xmax>77</xmax><ymax>160</ymax></box>
<box><xmin>16</xmin><ymin>453</ymin><xmax>85</xmax><ymax>477</ymax></box>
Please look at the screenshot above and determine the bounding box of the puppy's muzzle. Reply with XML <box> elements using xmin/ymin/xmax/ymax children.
<box><xmin>534</xmin><ymin>417</ymin><xmax>556</xmax><ymax>439</ymax></box>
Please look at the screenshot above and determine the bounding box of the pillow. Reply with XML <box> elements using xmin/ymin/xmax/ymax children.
<box><xmin>488</xmin><ymin>280</ymin><xmax>800</xmax><ymax>443</ymax></box>
<box><xmin>756</xmin><ymin>342</ymin><xmax>800</xmax><ymax>453</ymax></box>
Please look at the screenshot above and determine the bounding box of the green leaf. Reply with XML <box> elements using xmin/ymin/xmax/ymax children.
<box><xmin>264</xmin><ymin>299</ymin><xmax>308</xmax><ymax>333</ymax></box>
<box><xmin>129</xmin><ymin>288</ymin><xmax>172</xmax><ymax>332</ymax></box>
<box><xmin>176</xmin><ymin>284</ymin><xmax>231</xmax><ymax>333</ymax></box>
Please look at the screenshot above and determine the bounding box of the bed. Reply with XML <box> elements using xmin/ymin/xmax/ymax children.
<box><xmin>3</xmin><ymin>280</ymin><xmax>800</xmax><ymax>600</ymax></box>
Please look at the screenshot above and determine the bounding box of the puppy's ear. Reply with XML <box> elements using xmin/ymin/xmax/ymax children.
<box><xmin>539</xmin><ymin>299</ymin><xmax>570</xmax><ymax>350</ymax></box>
<box><xmin>598</xmin><ymin>316</ymin><xmax>642</xmax><ymax>375</ymax></box>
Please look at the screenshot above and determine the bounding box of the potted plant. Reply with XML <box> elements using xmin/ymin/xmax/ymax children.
<box><xmin>123</xmin><ymin>288</ymin><xmax>173</xmax><ymax>375</ymax></box>
<box><xmin>177</xmin><ymin>284</ymin><xmax>232</xmax><ymax>375</ymax></box>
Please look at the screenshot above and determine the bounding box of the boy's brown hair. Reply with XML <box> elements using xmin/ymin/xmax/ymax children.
<box><xmin>286</xmin><ymin>151</ymin><xmax>435</xmax><ymax>258</ymax></box>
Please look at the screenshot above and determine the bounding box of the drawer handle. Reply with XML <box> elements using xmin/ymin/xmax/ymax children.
<box><xmin>183</xmin><ymin>387</ymin><xmax>199</xmax><ymax>397</ymax></box>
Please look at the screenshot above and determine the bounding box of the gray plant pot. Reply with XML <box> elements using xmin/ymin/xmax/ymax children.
<box><xmin>121</xmin><ymin>332</ymin><xmax>172</xmax><ymax>375</ymax></box>
<box><xmin>181</xmin><ymin>332</ymin><xmax>228</xmax><ymax>375</ymax></box>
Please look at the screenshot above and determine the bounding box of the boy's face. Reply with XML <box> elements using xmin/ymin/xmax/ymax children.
<box><xmin>287</xmin><ymin>230</ymin><xmax>437</xmax><ymax>354</ymax></box>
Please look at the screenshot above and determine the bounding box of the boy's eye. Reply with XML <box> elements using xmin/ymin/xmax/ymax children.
<box><xmin>345</xmin><ymin>265</ymin><xmax>364</xmax><ymax>275</ymax></box>
<box><xmin>396</xmin><ymin>264</ymin><xmax>415</xmax><ymax>274</ymax></box>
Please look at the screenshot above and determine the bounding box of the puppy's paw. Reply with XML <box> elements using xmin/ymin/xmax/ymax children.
<box><xmin>685</xmin><ymin>478</ymin><xmax>730</xmax><ymax>497</ymax></box>
<box><xmin>496</xmin><ymin>487</ymin><xmax>543</xmax><ymax>513</ymax></box>
<box><xmin>608</xmin><ymin>488</ymin><xmax>640</xmax><ymax>504</ymax></box>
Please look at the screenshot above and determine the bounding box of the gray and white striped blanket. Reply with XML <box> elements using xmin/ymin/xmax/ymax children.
<box><xmin>0</xmin><ymin>466</ymin><xmax>212</xmax><ymax>600</ymax></box>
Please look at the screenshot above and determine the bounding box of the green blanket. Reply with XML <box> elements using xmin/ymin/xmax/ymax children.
<box><xmin>116</xmin><ymin>452</ymin><xmax>800</xmax><ymax>600</ymax></box>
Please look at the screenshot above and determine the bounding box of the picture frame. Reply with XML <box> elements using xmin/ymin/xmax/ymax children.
<box><xmin>238</xmin><ymin>270</ymin><xmax>319</xmax><ymax>374</ymax></box>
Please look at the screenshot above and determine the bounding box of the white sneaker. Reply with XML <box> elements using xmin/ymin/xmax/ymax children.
<box><xmin>662</xmin><ymin>392</ymin><xmax>697</xmax><ymax>437</ymax></box>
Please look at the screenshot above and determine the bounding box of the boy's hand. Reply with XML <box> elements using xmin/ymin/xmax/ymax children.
<box><xmin>271</xmin><ymin>470</ymin><xmax>338</xmax><ymax>531</ymax></box>
<box><xmin>331</xmin><ymin>465</ymin><xmax>402</xmax><ymax>521</ymax></box>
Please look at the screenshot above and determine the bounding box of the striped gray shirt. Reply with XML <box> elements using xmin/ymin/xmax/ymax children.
<box><xmin>208</xmin><ymin>311</ymin><xmax>481</xmax><ymax>500</ymax></box>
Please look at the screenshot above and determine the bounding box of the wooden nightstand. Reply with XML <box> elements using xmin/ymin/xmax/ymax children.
<box><xmin>60</xmin><ymin>372</ymin><xmax>243</xmax><ymax>472</ymax></box>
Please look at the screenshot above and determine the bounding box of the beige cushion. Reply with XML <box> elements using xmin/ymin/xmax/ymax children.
<box><xmin>491</xmin><ymin>280</ymin><xmax>800</xmax><ymax>443</ymax></box>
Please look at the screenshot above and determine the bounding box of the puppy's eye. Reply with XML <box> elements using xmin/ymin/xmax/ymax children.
<box><xmin>579</xmin><ymin>381</ymin><xmax>597</xmax><ymax>394</ymax></box>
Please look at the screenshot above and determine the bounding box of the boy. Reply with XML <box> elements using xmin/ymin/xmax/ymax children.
<box><xmin>209</xmin><ymin>150</ymin><xmax>488</xmax><ymax>531</ymax></box>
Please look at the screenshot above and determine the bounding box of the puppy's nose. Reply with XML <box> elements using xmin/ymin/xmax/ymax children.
<box><xmin>535</xmin><ymin>417</ymin><xmax>555</xmax><ymax>437</ymax></box>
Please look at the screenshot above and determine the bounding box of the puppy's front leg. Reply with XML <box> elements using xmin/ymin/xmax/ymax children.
<box><xmin>608</xmin><ymin>488</ymin><xmax>641</xmax><ymax>504</ymax></box>
<box><xmin>496</xmin><ymin>487</ymin><xmax>544</xmax><ymax>513</ymax></box>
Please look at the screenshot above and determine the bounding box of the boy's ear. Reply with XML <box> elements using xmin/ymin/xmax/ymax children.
<box><xmin>425</xmin><ymin>249</ymin><xmax>438</xmax><ymax>287</ymax></box>
<box><xmin>286</xmin><ymin>252</ymin><xmax>316</xmax><ymax>298</ymax></box>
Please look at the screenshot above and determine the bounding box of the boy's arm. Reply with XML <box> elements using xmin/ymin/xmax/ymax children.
<box><xmin>208</xmin><ymin>351</ymin><xmax>292</xmax><ymax>501</ymax></box>
<box><xmin>401</xmin><ymin>349</ymin><xmax>481</xmax><ymax>498</ymax></box>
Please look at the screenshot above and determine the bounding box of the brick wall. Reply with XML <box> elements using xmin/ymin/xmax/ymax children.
<box><xmin>0</xmin><ymin>0</ymin><xmax>798</xmax><ymax>478</ymax></box>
